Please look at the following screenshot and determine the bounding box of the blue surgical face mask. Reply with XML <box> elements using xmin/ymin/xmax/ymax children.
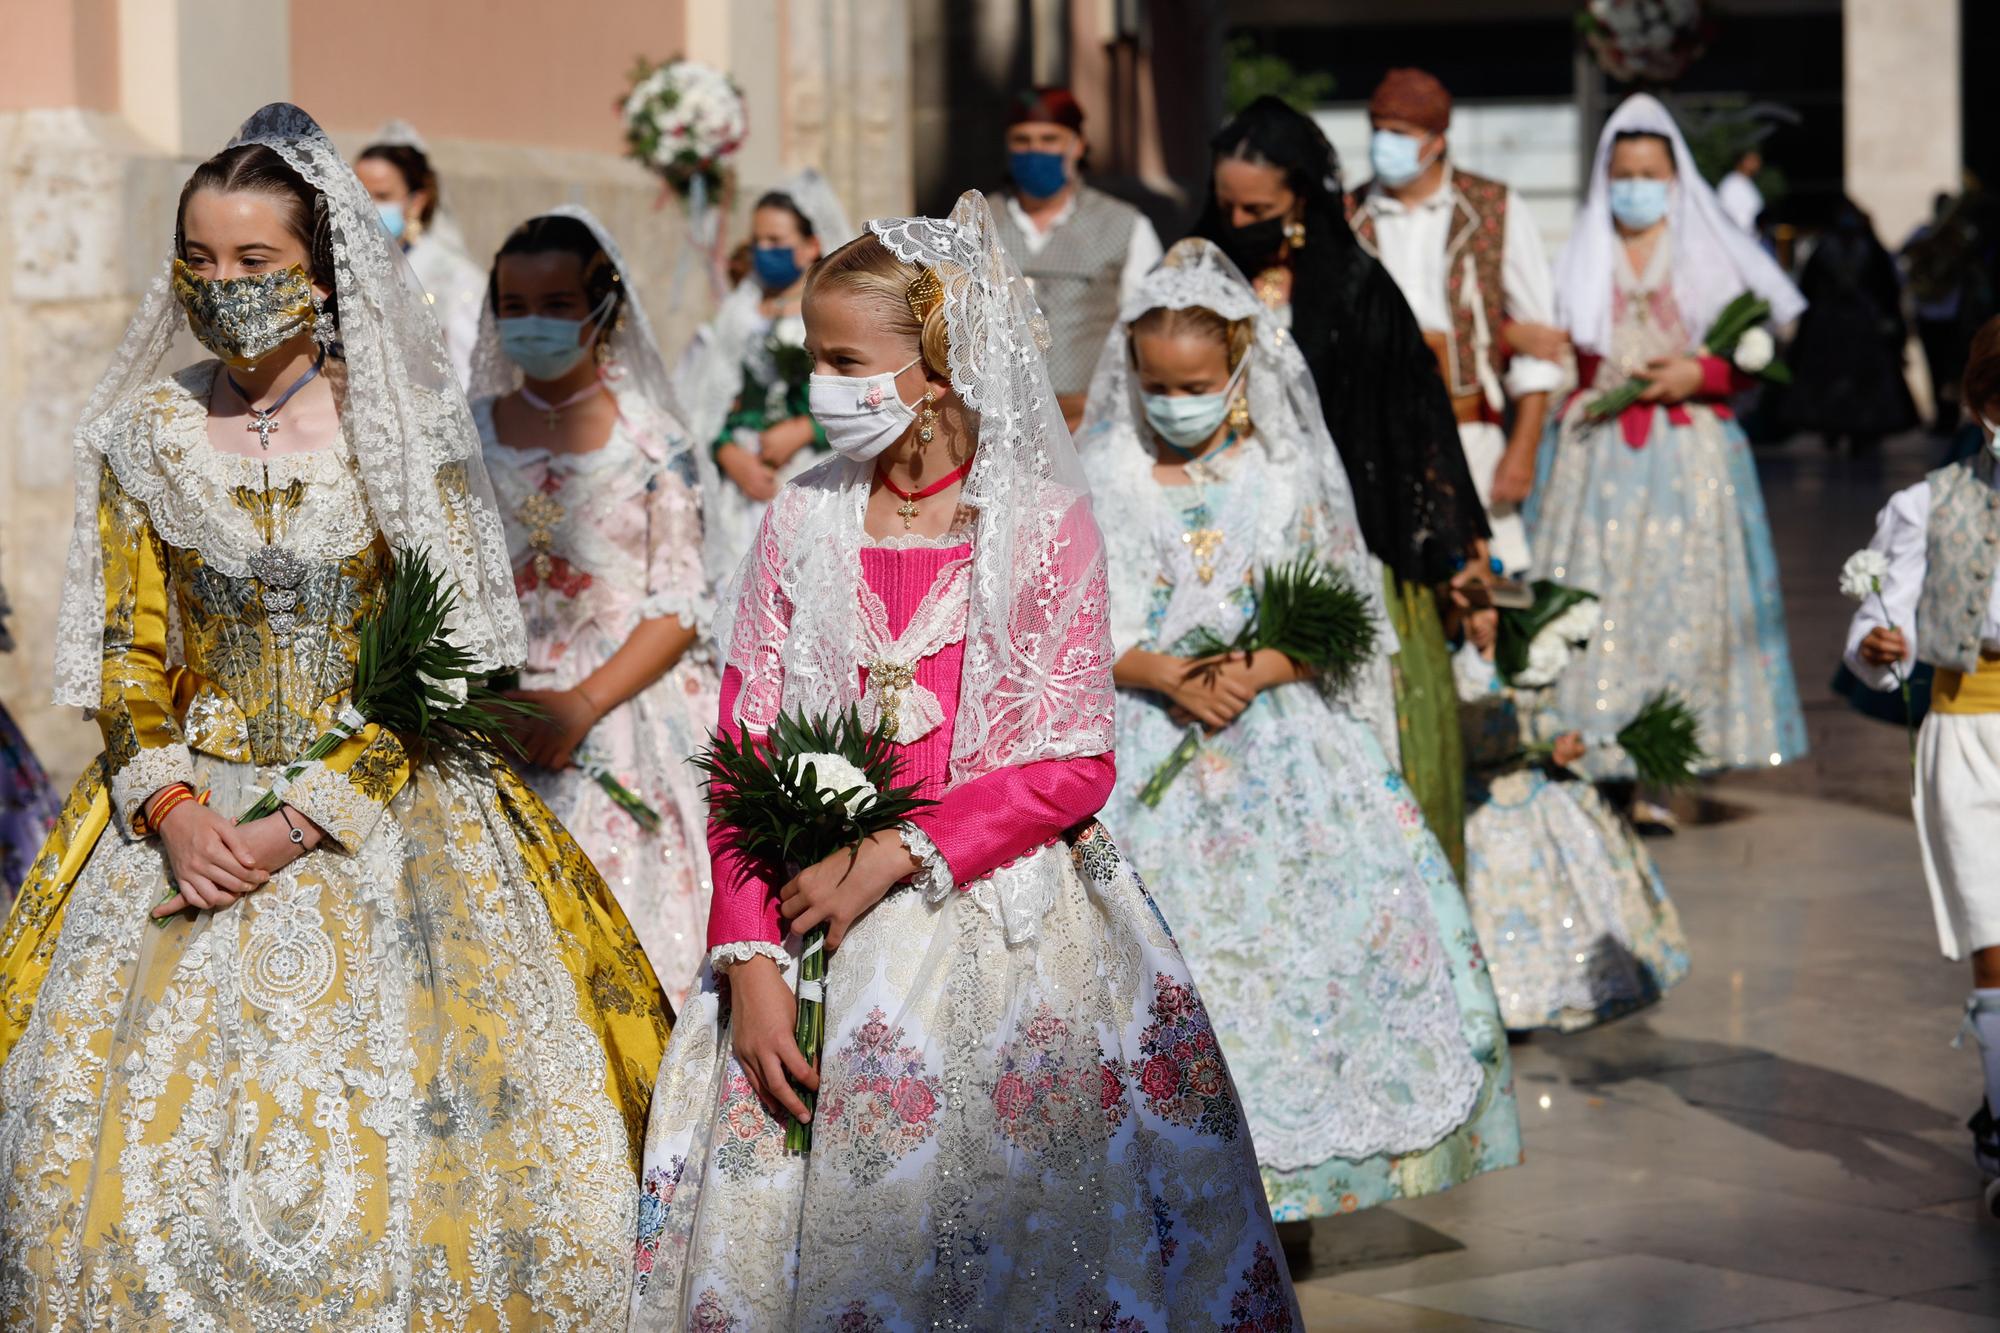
<box><xmin>1009</xmin><ymin>149</ymin><xmax>1069</xmax><ymax>200</ymax></box>
<box><xmin>1369</xmin><ymin>129</ymin><xmax>1437</xmax><ymax>188</ymax></box>
<box><xmin>376</xmin><ymin>201</ymin><xmax>407</xmax><ymax>241</ymax></box>
<box><xmin>497</xmin><ymin>292</ymin><xmax>615</xmax><ymax>381</ymax></box>
<box><xmin>752</xmin><ymin>244</ymin><xmax>803</xmax><ymax>291</ymax></box>
<box><xmin>1141</xmin><ymin>358</ymin><xmax>1248</xmax><ymax>451</ymax></box>
<box><xmin>1609</xmin><ymin>177</ymin><xmax>1672</xmax><ymax>230</ymax></box>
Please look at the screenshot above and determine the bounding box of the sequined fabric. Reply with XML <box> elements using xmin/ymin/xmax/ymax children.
<box><xmin>1456</xmin><ymin>648</ymin><xmax>1690</xmax><ymax>1032</ymax></box>
<box><xmin>169</xmin><ymin>258</ymin><xmax>318</xmax><ymax>369</ymax></box>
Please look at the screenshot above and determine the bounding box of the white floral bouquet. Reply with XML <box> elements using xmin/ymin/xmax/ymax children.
<box><xmin>1579</xmin><ymin>0</ymin><xmax>1713</xmax><ymax>85</ymax></box>
<box><xmin>1585</xmin><ymin>293</ymin><xmax>1789</xmax><ymax>421</ymax></box>
<box><xmin>620</xmin><ymin>57</ymin><xmax>747</xmax><ymax>201</ymax></box>
<box><xmin>1496</xmin><ymin>581</ymin><xmax>1600</xmax><ymax>689</ymax></box>
<box><xmin>692</xmin><ymin>706</ymin><xmax>934</xmax><ymax>1151</ymax></box>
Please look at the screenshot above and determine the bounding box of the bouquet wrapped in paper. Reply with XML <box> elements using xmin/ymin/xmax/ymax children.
<box><xmin>1139</xmin><ymin>558</ymin><xmax>1377</xmax><ymax>807</ymax></box>
<box><xmin>692</xmin><ymin>707</ymin><xmax>934</xmax><ymax>1150</ymax></box>
<box><xmin>1585</xmin><ymin>292</ymin><xmax>1790</xmax><ymax>422</ymax></box>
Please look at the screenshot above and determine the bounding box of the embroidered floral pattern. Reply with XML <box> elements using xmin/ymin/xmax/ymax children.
<box><xmin>1135</xmin><ymin>973</ymin><xmax>1239</xmax><ymax>1140</ymax></box>
<box><xmin>712</xmin><ymin>1070</ymin><xmax>789</xmax><ymax>1184</ymax></box>
<box><xmin>635</xmin><ymin>1155</ymin><xmax>685</xmax><ymax>1277</ymax></box>
<box><xmin>992</xmin><ymin>1003</ymin><xmax>1127</xmax><ymax>1159</ymax></box>
<box><xmin>814</xmin><ymin>1007</ymin><xmax>944</xmax><ymax>1184</ymax></box>
<box><xmin>1226</xmin><ymin>1242</ymin><xmax>1294</xmax><ymax>1332</ymax></box>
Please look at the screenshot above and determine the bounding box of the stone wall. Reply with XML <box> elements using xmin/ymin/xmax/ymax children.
<box><xmin>0</xmin><ymin>109</ymin><xmax>703</xmax><ymax>789</ymax></box>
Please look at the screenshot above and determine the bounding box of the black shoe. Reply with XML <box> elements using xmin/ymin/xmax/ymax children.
<box><xmin>1970</xmin><ymin>1102</ymin><xmax>2000</xmax><ymax>1180</ymax></box>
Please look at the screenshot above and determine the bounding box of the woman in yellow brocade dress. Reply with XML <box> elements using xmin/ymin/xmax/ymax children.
<box><xmin>0</xmin><ymin>104</ymin><xmax>668</xmax><ymax>1329</ymax></box>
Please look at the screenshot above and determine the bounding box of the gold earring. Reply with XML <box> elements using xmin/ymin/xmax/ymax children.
<box><xmin>1229</xmin><ymin>391</ymin><xmax>1251</xmax><ymax>434</ymax></box>
<box><xmin>1284</xmin><ymin>219</ymin><xmax>1307</xmax><ymax>250</ymax></box>
<box><xmin>918</xmin><ymin>389</ymin><xmax>938</xmax><ymax>445</ymax></box>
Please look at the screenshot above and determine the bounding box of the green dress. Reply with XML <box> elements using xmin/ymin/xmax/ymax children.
<box><xmin>1387</xmin><ymin>572</ymin><xmax>1466</xmax><ymax>880</ymax></box>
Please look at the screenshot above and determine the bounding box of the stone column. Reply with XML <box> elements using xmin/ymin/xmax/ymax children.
<box><xmin>1844</xmin><ymin>0</ymin><xmax>1959</xmax><ymax>245</ymax></box>
<box><xmin>786</xmin><ymin>0</ymin><xmax>914</xmax><ymax>224</ymax></box>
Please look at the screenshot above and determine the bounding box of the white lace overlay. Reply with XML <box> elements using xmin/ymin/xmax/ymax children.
<box><xmin>900</xmin><ymin>823</ymin><xmax>953</xmax><ymax>902</ymax></box>
<box><xmin>856</xmin><ymin>556</ymin><xmax>970</xmax><ymax>744</ymax></box>
<box><xmin>709</xmin><ymin>940</ymin><xmax>791</xmax><ymax>971</ymax></box>
<box><xmin>721</xmin><ymin>194</ymin><xmax>1115</xmax><ymax>793</ymax></box>
<box><xmin>56</xmin><ymin>103</ymin><xmax>524</xmax><ymax>709</ymax></box>
<box><xmin>108</xmin><ymin>742</ymin><xmax>195</xmax><ymax>837</ymax></box>
<box><xmin>1078</xmin><ymin>237</ymin><xmax>1400</xmax><ymax>760</ymax></box>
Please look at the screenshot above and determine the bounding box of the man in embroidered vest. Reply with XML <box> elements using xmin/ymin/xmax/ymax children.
<box><xmin>986</xmin><ymin>85</ymin><xmax>1163</xmax><ymax>431</ymax></box>
<box><xmin>1846</xmin><ymin>316</ymin><xmax>2000</xmax><ymax>1216</ymax></box>
<box><xmin>1348</xmin><ymin>68</ymin><xmax>1560</xmax><ymax>575</ymax></box>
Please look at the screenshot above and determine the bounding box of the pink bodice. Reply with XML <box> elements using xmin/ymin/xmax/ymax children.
<box><xmin>706</xmin><ymin>539</ymin><xmax>1116</xmax><ymax>953</ymax></box>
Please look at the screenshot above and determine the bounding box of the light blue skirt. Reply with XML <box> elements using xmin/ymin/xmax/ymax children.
<box><xmin>1525</xmin><ymin>404</ymin><xmax>1807</xmax><ymax>778</ymax></box>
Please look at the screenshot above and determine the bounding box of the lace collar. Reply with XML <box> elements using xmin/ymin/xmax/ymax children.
<box><xmin>102</xmin><ymin>362</ymin><xmax>375</xmax><ymax>578</ymax></box>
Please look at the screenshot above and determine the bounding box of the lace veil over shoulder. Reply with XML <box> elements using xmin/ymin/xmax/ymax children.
<box><xmin>723</xmin><ymin>190</ymin><xmax>1116</xmax><ymax>787</ymax></box>
<box><xmin>53</xmin><ymin>102</ymin><xmax>525</xmax><ymax>708</ymax></box>
<box><xmin>1077</xmin><ymin>236</ymin><xmax>1400</xmax><ymax>754</ymax></box>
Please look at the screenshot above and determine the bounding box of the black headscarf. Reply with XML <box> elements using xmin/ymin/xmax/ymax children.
<box><xmin>1194</xmin><ymin>96</ymin><xmax>1488</xmax><ymax>586</ymax></box>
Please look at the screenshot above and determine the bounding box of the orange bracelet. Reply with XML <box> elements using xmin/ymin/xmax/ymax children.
<box><xmin>140</xmin><ymin>784</ymin><xmax>211</xmax><ymax>837</ymax></box>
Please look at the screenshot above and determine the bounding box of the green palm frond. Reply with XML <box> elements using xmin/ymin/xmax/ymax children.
<box><xmin>1185</xmin><ymin>557</ymin><xmax>1377</xmax><ymax>693</ymax></box>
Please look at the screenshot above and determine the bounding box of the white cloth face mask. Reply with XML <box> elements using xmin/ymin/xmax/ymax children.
<box><xmin>808</xmin><ymin>355</ymin><xmax>925</xmax><ymax>462</ymax></box>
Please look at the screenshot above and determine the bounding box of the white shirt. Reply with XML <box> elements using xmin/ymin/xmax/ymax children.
<box><xmin>1003</xmin><ymin>191</ymin><xmax>1165</xmax><ymax>311</ymax></box>
<box><xmin>1356</xmin><ymin>170</ymin><xmax>1563</xmax><ymax>399</ymax></box>
<box><xmin>1842</xmin><ymin>475</ymin><xmax>2000</xmax><ymax>691</ymax></box>
<box><xmin>405</xmin><ymin>231</ymin><xmax>486</xmax><ymax>389</ymax></box>
<box><xmin>1717</xmin><ymin>172</ymin><xmax>1764</xmax><ymax>235</ymax></box>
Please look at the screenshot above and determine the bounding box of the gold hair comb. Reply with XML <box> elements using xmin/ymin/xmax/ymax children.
<box><xmin>906</xmin><ymin>267</ymin><xmax>944</xmax><ymax>323</ymax></box>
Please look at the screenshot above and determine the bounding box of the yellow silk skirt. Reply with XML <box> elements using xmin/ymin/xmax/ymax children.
<box><xmin>0</xmin><ymin>751</ymin><xmax>669</xmax><ymax>1328</ymax></box>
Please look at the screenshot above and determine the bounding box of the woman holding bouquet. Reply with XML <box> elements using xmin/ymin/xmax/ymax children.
<box><xmin>1526</xmin><ymin>94</ymin><xmax>1808</xmax><ymax>791</ymax></box>
<box><xmin>0</xmin><ymin>105</ymin><xmax>668</xmax><ymax>1327</ymax></box>
<box><xmin>629</xmin><ymin>194</ymin><xmax>1297</xmax><ymax>1330</ymax></box>
<box><xmin>473</xmin><ymin>208</ymin><xmax>720</xmax><ymax>1002</ymax></box>
<box><xmin>1078</xmin><ymin>238</ymin><xmax>1518</xmax><ymax>1236</ymax></box>
<box><xmin>676</xmin><ymin>169</ymin><xmax>855</xmax><ymax>576</ymax></box>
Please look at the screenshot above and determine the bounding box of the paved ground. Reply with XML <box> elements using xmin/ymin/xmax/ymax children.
<box><xmin>1294</xmin><ymin>430</ymin><xmax>2000</xmax><ymax>1331</ymax></box>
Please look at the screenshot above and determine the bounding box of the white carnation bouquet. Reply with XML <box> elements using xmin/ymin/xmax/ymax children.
<box><xmin>1497</xmin><ymin>580</ymin><xmax>1705</xmax><ymax>787</ymax></box>
<box><xmin>692</xmin><ymin>706</ymin><xmax>934</xmax><ymax>1151</ymax></box>
<box><xmin>620</xmin><ymin>57</ymin><xmax>747</xmax><ymax>204</ymax></box>
<box><xmin>1839</xmin><ymin>547</ymin><xmax>1914</xmax><ymax>766</ymax></box>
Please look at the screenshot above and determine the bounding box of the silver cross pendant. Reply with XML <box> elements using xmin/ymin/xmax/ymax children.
<box><xmin>247</xmin><ymin>411</ymin><xmax>279</xmax><ymax>450</ymax></box>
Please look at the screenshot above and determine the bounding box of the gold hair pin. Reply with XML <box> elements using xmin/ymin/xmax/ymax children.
<box><xmin>906</xmin><ymin>267</ymin><xmax>944</xmax><ymax>323</ymax></box>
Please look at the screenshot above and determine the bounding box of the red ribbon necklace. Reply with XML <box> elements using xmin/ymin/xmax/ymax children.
<box><xmin>878</xmin><ymin>459</ymin><xmax>973</xmax><ymax>530</ymax></box>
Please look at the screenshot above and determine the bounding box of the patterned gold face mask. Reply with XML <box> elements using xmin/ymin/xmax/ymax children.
<box><xmin>170</xmin><ymin>258</ymin><xmax>318</xmax><ymax>369</ymax></box>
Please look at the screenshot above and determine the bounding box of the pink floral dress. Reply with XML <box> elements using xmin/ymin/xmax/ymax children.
<box><xmin>628</xmin><ymin>524</ymin><xmax>1298</xmax><ymax>1331</ymax></box>
<box><xmin>478</xmin><ymin>396</ymin><xmax>719</xmax><ymax>1005</ymax></box>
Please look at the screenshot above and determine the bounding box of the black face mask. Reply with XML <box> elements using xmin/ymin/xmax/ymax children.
<box><xmin>1213</xmin><ymin>214</ymin><xmax>1290</xmax><ymax>274</ymax></box>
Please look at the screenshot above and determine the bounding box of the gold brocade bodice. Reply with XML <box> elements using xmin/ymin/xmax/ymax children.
<box><xmin>94</xmin><ymin>379</ymin><xmax>413</xmax><ymax>847</ymax></box>
<box><xmin>167</xmin><ymin>466</ymin><xmax>392</xmax><ymax>768</ymax></box>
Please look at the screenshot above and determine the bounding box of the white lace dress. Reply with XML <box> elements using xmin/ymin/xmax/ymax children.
<box><xmin>1092</xmin><ymin>441</ymin><xmax>1521</xmax><ymax>1220</ymax></box>
<box><xmin>479</xmin><ymin>396</ymin><xmax>719</xmax><ymax>1004</ymax></box>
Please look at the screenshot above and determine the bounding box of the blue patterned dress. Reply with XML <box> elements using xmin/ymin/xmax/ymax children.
<box><xmin>1525</xmin><ymin>245</ymin><xmax>1806</xmax><ymax>778</ymax></box>
<box><xmin>1093</xmin><ymin>442</ymin><xmax>1520</xmax><ymax>1221</ymax></box>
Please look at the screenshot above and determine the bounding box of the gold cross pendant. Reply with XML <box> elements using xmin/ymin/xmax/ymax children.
<box><xmin>896</xmin><ymin>496</ymin><xmax>921</xmax><ymax>529</ymax></box>
<box><xmin>1184</xmin><ymin>527</ymin><xmax>1224</xmax><ymax>583</ymax></box>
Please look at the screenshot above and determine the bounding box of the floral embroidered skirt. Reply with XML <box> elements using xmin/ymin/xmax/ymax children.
<box><xmin>1465</xmin><ymin>765</ymin><xmax>1690</xmax><ymax>1033</ymax></box>
<box><xmin>0</xmin><ymin>753</ymin><xmax>669</xmax><ymax>1329</ymax></box>
<box><xmin>1106</xmin><ymin>684</ymin><xmax>1520</xmax><ymax>1223</ymax></box>
<box><xmin>628</xmin><ymin>825</ymin><xmax>1299</xmax><ymax>1332</ymax></box>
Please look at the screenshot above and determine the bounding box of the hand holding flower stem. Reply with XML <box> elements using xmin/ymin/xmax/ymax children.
<box><xmin>1841</xmin><ymin>549</ymin><xmax>1915</xmax><ymax>770</ymax></box>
